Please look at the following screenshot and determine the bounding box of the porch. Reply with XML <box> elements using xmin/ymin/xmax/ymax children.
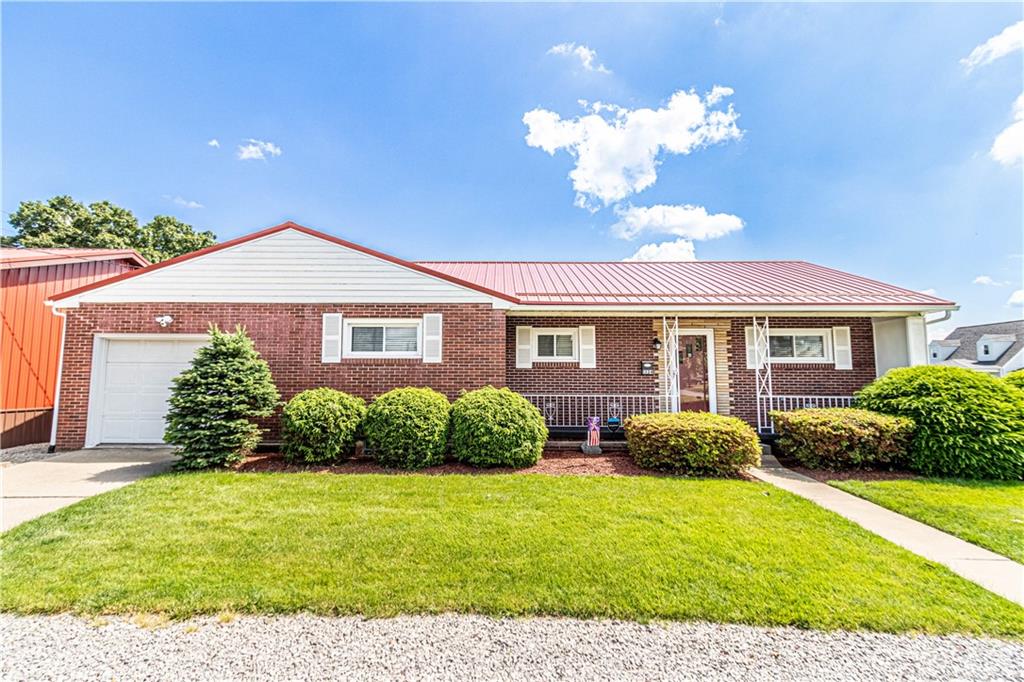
<box><xmin>521</xmin><ymin>393</ymin><xmax>855</xmax><ymax>435</ymax></box>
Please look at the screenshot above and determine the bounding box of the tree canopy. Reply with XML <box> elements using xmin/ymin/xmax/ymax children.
<box><xmin>3</xmin><ymin>195</ymin><xmax>216</xmax><ymax>262</ymax></box>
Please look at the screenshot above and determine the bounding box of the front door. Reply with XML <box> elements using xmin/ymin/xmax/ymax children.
<box><xmin>678</xmin><ymin>335</ymin><xmax>710</xmax><ymax>412</ymax></box>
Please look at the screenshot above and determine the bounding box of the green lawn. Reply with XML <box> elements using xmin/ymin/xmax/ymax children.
<box><xmin>2</xmin><ymin>472</ymin><xmax>1022</xmax><ymax>637</ymax></box>
<box><xmin>832</xmin><ymin>478</ymin><xmax>1024</xmax><ymax>563</ymax></box>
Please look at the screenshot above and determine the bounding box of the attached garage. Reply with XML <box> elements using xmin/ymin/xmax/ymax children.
<box><xmin>85</xmin><ymin>336</ymin><xmax>206</xmax><ymax>447</ymax></box>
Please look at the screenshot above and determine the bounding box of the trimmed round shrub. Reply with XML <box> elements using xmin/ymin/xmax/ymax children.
<box><xmin>363</xmin><ymin>387</ymin><xmax>451</xmax><ymax>470</ymax></box>
<box><xmin>451</xmin><ymin>387</ymin><xmax>547</xmax><ymax>468</ymax></box>
<box><xmin>625</xmin><ymin>412</ymin><xmax>761</xmax><ymax>476</ymax></box>
<box><xmin>856</xmin><ymin>366</ymin><xmax>1024</xmax><ymax>480</ymax></box>
<box><xmin>1005</xmin><ymin>370</ymin><xmax>1024</xmax><ymax>392</ymax></box>
<box><xmin>281</xmin><ymin>388</ymin><xmax>366</xmax><ymax>464</ymax></box>
<box><xmin>770</xmin><ymin>408</ymin><xmax>914</xmax><ymax>470</ymax></box>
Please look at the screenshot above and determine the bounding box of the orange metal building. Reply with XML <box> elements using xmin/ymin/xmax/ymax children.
<box><xmin>1</xmin><ymin>248</ymin><xmax>148</xmax><ymax>447</ymax></box>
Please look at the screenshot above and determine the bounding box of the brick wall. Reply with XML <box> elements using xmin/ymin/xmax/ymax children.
<box><xmin>55</xmin><ymin>302</ymin><xmax>506</xmax><ymax>449</ymax></box>
<box><xmin>727</xmin><ymin>317</ymin><xmax>877</xmax><ymax>425</ymax></box>
<box><xmin>506</xmin><ymin>316</ymin><xmax>659</xmax><ymax>394</ymax></box>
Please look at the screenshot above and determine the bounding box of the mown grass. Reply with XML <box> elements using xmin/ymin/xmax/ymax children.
<box><xmin>832</xmin><ymin>478</ymin><xmax>1024</xmax><ymax>563</ymax></box>
<box><xmin>1</xmin><ymin>472</ymin><xmax>1022</xmax><ymax>636</ymax></box>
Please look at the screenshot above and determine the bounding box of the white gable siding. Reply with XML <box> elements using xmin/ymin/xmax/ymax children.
<box><xmin>67</xmin><ymin>229</ymin><xmax>505</xmax><ymax>305</ymax></box>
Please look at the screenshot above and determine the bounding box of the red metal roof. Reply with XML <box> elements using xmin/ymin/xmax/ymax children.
<box><xmin>415</xmin><ymin>260</ymin><xmax>955</xmax><ymax>307</ymax></box>
<box><xmin>1</xmin><ymin>248</ymin><xmax>148</xmax><ymax>270</ymax></box>
<box><xmin>40</xmin><ymin>224</ymin><xmax>955</xmax><ymax>309</ymax></box>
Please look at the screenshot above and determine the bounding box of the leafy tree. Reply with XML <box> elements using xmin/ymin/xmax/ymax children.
<box><xmin>165</xmin><ymin>326</ymin><xmax>280</xmax><ymax>469</ymax></box>
<box><xmin>3</xmin><ymin>195</ymin><xmax>216</xmax><ymax>262</ymax></box>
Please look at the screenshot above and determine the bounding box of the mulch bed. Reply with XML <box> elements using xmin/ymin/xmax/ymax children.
<box><xmin>782</xmin><ymin>462</ymin><xmax>920</xmax><ymax>483</ymax></box>
<box><xmin>236</xmin><ymin>449</ymin><xmax>664</xmax><ymax>477</ymax></box>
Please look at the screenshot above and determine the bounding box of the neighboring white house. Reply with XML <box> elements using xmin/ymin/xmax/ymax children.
<box><xmin>929</xmin><ymin>320</ymin><xmax>1024</xmax><ymax>377</ymax></box>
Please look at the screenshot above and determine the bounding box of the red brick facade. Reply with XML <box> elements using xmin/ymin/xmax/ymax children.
<box><xmin>54</xmin><ymin>304</ymin><xmax>881</xmax><ymax>449</ymax></box>
<box><xmin>727</xmin><ymin>317</ymin><xmax>877</xmax><ymax>425</ymax></box>
<box><xmin>506</xmin><ymin>316</ymin><xmax>659</xmax><ymax>394</ymax></box>
<box><xmin>55</xmin><ymin>302</ymin><xmax>506</xmax><ymax>449</ymax></box>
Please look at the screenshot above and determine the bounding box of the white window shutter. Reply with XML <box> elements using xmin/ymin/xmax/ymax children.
<box><xmin>744</xmin><ymin>327</ymin><xmax>757</xmax><ymax>369</ymax></box>
<box><xmin>322</xmin><ymin>313</ymin><xmax>343</xmax><ymax>363</ymax></box>
<box><xmin>832</xmin><ymin>326</ymin><xmax>853</xmax><ymax>370</ymax></box>
<box><xmin>422</xmin><ymin>313</ymin><xmax>443</xmax><ymax>363</ymax></box>
<box><xmin>578</xmin><ymin>326</ymin><xmax>596</xmax><ymax>368</ymax></box>
<box><xmin>516</xmin><ymin>326</ymin><xmax>533</xmax><ymax>369</ymax></box>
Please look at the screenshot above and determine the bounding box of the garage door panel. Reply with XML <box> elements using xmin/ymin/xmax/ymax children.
<box><xmin>135</xmin><ymin>418</ymin><xmax>169</xmax><ymax>442</ymax></box>
<box><xmin>92</xmin><ymin>338</ymin><xmax>204</xmax><ymax>445</ymax></box>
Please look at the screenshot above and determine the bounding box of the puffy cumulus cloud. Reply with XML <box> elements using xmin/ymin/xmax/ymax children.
<box><xmin>611</xmin><ymin>203</ymin><xmax>744</xmax><ymax>241</ymax></box>
<box><xmin>961</xmin><ymin>20</ymin><xmax>1024</xmax><ymax>73</ymax></box>
<box><xmin>237</xmin><ymin>139</ymin><xmax>282</xmax><ymax>161</ymax></box>
<box><xmin>1008</xmin><ymin>289</ymin><xmax>1024</xmax><ymax>306</ymax></box>
<box><xmin>207</xmin><ymin>139</ymin><xmax>220</xmax><ymax>148</ymax></box>
<box><xmin>991</xmin><ymin>93</ymin><xmax>1024</xmax><ymax>167</ymax></box>
<box><xmin>973</xmin><ymin>275</ymin><xmax>1008</xmax><ymax>287</ymax></box>
<box><xmin>523</xmin><ymin>88</ymin><xmax>742</xmax><ymax>209</ymax></box>
<box><xmin>623</xmin><ymin>238</ymin><xmax>697</xmax><ymax>262</ymax></box>
<box><xmin>547</xmin><ymin>42</ymin><xmax>611</xmax><ymax>74</ymax></box>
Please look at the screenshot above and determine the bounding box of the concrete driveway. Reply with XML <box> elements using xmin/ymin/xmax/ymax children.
<box><xmin>1</xmin><ymin>448</ymin><xmax>176</xmax><ymax>531</ymax></box>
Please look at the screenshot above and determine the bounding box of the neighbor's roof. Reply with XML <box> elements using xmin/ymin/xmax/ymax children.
<box><xmin>0</xmin><ymin>248</ymin><xmax>148</xmax><ymax>270</ymax></box>
<box><xmin>935</xmin><ymin>320</ymin><xmax>1024</xmax><ymax>368</ymax></box>
<box><xmin>417</xmin><ymin>260</ymin><xmax>956</xmax><ymax>307</ymax></box>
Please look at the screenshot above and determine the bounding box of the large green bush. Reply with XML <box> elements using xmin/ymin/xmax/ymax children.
<box><xmin>165</xmin><ymin>325</ymin><xmax>280</xmax><ymax>469</ymax></box>
<box><xmin>625</xmin><ymin>412</ymin><xmax>761</xmax><ymax>476</ymax></box>
<box><xmin>770</xmin><ymin>408</ymin><xmax>914</xmax><ymax>470</ymax></box>
<box><xmin>281</xmin><ymin>388</ymin><xmax>366</xmax><ymax>464</ymax></box>
<box><xmin>1005</xmin><ymin>370</ymin><xmax>1024</xmax><ymax>392</ymax></box>
<box><xmin>363</xmin><ymin>387</ymin><xmax>451</xmax><ymax>470</ymax></box>
<box><xmin>450</xmin><ymin>387</ymin><xmax>547</xmax><ymax>468</ymax></box>
<box><xmin>856</xmin><ymin>366</ymin><xmax>1024</xmax><ymax>480</ymax></box>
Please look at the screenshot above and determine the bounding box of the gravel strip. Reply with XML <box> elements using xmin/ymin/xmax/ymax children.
<box><xmin>0</xmin><ymin>442</ymin><xmax>52</xmax><ymax>466</ymax></box>
<box><xmin>2</xmin><ymin>613</ymin><xmax>1021</xmax><ymax>681</ymax></box>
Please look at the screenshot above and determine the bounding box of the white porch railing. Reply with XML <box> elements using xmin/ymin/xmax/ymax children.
<box><xmin>761</xmin><ymin>395</ymin><xmax>855</xmax><ymax>413</ymax></box>
<box><xmin>521</xmin><ymin>394</ymin><xmax>664</xmax><ymax>429</ymax></box>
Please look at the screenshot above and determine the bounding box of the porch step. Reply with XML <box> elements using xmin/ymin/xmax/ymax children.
<box><xmin>545</xmin><ymin>440</ymin><xmax>629</xmax><ymax>453</ymax></box>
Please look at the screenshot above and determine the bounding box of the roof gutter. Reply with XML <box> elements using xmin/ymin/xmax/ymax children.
<box><xmin>924</xmin><ymin>310</ymin><xmax>953</xmax><ymax>325</ymax></box>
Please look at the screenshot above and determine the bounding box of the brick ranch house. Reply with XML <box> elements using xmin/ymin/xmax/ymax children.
<box><xmin>46</xmin><ymin>222</ymin><xmax>957</xmax><ymax>450</ymax></box>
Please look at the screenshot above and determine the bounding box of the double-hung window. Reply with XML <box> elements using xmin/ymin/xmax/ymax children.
<box><xmin>765</xmin><ymin>329</ymin><xmax>832</xmax><ymax>363</ymax></box>
<box><xmin>532</xmin><ymin>328</ymin><xmax>577</xmax><ymax>362</ymax></box>
<box><xmin>344</xmin><ymin>319</ymin><xmax>421</xmax><ymax>358</ymax></box>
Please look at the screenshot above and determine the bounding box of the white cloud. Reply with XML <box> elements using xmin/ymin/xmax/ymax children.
<box><xmin>547</xmin><ymin>42</ymin><xmax>611</xmax><ymax>74</ymax></box>
<box><xmin>991</xmin><ymin>92</ymin><xmax>1024</xmax><ymax>166</ymax></box>
<box><xmin>237</xmin><ymin>139</ymin><xmax>282</xmax><ymax>161</ymax></box>
<box><xmin>207</xmin><ymin>138</ymin><xmax>220</xmax><ymax>148</ymax></box>
<box><xmin>918</xmin><ymin>288</ymin><xmax>937</xmax><ymax>297</ymax></box>
<box><xmin>523</xmin><ymin>89</ymin><xmax>742</xmax><ymax>209</ymax></box>
<box><xmin>961</xmin><ymin>20</ymin><xmax>1024</xmax><ymax>73</ymax></box>
<box><xmin>611</xmin><ymin>203</ymin><xmax>744</xmax><ymax>241</ymax></box>
<box><xmin>162</xmin><ymin>194</ymin><xmax>204</xmax><ymax>209</ymax></box>
<box><xmin>973</xmin><ymin>275</ymin><xmax>1008</xmax><ymax>287</ymax></box>
<box><xmin>1008</xmin><ymin>289</ymin><xmax>1024</xmax><ymax>306</ymax></box>
<box><xmin>624</xmin><ymin>238</ymin><xmax>697</xmax><ymax>262</ymax></box>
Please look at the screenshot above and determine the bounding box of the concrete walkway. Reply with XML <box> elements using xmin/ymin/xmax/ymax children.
<box><xmin>750</xmin><ymin>456</ymin><xmax>1024</xmax><ymax>606</ymax></box>
<box><xmin>1</xmin><ymin>448</ymin><xmax>176</xmax><ymax>531</ymax></box>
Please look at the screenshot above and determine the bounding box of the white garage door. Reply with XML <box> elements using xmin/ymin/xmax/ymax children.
<box><xmin>89</xmin><ymin>337</ymin><xmax>207</xmax><ymax>445</ymax></box>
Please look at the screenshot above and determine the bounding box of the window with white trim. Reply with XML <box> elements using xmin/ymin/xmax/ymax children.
<box><xmin>746</xmin><ymin>327</ymin><xmax>834</xmax><ymax>364</ymax></box>
<box><xmin>532</xmin><ymin>328</ymin><xmax>577</xmax><ymax>362</ymax></box>
<box><xmin>343</xmin><ymin>319</ymin><xmax>421</xmax><ymax>358</ymax></box>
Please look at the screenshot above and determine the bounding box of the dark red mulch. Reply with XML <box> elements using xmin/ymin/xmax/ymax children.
<box><xmin>784</xmin><ymin>464</ymin><xmax>920</xmax><ymax>483</ymax></box>
<box><xmin>236</xmin><ymin>449</ymin><xmax>664</xmax><ymax>477</ymax></box>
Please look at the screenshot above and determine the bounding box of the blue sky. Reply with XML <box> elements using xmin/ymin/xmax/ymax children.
<box><xmin>3</xmin><ymin>2</ymin><xmax>1022</xmax><ymax>335</ymax></box>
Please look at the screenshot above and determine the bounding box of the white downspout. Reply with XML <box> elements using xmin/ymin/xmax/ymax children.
<box><xmin>924</xmin><ymin>310</ymin><xmax>952</xmax><ymax>326</ymax></box>
<box><xmin>47</xmin><ymin>306</ymin><xmax>68</xmax><ymax>452</ymax></box>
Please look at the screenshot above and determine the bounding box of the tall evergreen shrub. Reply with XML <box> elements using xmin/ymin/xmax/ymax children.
<box><xmin>165</xmin><ymin>325</ymin><xmax>280</xmax><ymax>469</ymax></box>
